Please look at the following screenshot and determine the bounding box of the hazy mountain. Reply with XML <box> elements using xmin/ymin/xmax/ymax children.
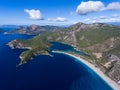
<box><xmin>10</xmin><ymin>24</ymin><xmax>65</xmax><ymax>35</ymax></box>
<box><xmin>108</xmin><ymin>22</ymin><xmax>120</xmax><ymax>26</ymax></box>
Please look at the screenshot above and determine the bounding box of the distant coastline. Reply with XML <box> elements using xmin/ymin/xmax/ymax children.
<box><xmin>52</xmin><ymin>51</ymin><xmax>120</xmax><ymax>90</ymax></box>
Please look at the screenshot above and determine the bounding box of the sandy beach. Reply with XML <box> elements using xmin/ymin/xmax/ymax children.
<box><xmin>52</xmin><ymin>51</ymin><xmax>120</xmax><ymax>90</ymax></box>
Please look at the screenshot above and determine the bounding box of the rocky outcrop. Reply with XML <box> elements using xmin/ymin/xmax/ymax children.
<box><xmin>107</xmin><ymin>62</ymin><xmax>120</xmax><ymax>84</ymax></box>
<box><xmin>103</xmin><ymin>55</ymin><xmax>120</xmax><ymax>83</ymax></box>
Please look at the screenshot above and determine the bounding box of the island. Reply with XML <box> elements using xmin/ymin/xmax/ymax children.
<box><xmin>8</xmin><ymin>22</ymin><xmax>120</xmax><ymax>85</ymax></box>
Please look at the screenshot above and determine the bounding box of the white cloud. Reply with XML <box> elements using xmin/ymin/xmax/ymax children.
<box><xmin>92</xmin><ymin>20</ymin><xmax>99</xmax><ymax>23</ymax></box>
<box><xmin>112</xmin><ymin>14</ymin><xmax>119</xmax><ymax>17</ymax></box>
<box><xmin>56</xmin><ymin>17</ymin><xmax>67</xmax><ymax>22</ymax></box>
<box><xmin>92</xmin><ymin>17</ymin><xmax>120</xmax><ymax>23</ymax></box>
<box><xmin>106</xmin><ymin>2</ymin><xmax>120</xmax><ymax>10</ymax></box>
<box><xmin>82</xmin><ymin>18</ymin><xmax>91</xmax><ymax>23</ymax></box>
<box><xmin>76</xmin><ymin>1</ymin><xmax>105</xmax><ymax>15</ymax></box>
<box><xmin>108</xmin><ymin>18</ymin><xmax>120</xmax><ymax>22</ymax></box>
<box><xmin>93</xmin><ymin>17</ymin><xmax>98</xmax><ymax>20</ymax></box>
<box><xmin>99</xmin><ymin>16</ymin><xmax>107</xmax><ymax>19</ymax></box>
<box><xmin>82</xmin><ymin>16</ymin><xmax>120</xmax><ymax>23</ymax></box>
<box><xmin>48</xmin><ymin>17</ymin><xmax>67</xmax><ymax>22</ymax></box>
<box><xmin>24</xmin><ymin>9</ymin><xmax>43</xmax><ymax>20</ymax></box>
<box><xmin>83</xmin><ymin>18</ymin><xmax>91</xmax><ymax>22</ymax></box>
<box><xmin>76</xmin><ymin>1</ymin><xmax>120</xmax><ymax>15</ymax></box>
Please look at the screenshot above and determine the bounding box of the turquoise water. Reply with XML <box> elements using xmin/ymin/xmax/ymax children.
<box><xmin>0</xmin><ymin>28</ymin><xmax>113</xmax><ymax>90</ymax></box>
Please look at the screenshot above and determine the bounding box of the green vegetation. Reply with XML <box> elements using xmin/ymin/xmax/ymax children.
<box><xmin>75</xmin><ymin>26</ymin><xmax>120</xmax><ymax>48</ymax></box>
<box><xmin>9</xmin><ymin>33</ymin><xmax>52</xmax><ymax>64</ymax></box>
<box><xmin>20</xmin><ymin>47</ymin><xmax>49</xmax><ymax>64</ymax></box>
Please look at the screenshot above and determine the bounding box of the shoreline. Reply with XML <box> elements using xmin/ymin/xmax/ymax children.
<box><xmin>52</xmin><ymin>51</ymin><xmax>120</xmax><ymax>90</ymax></box>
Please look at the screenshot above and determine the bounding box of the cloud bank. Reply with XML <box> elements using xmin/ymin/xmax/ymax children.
<box><xmin>83</xmin><ymin>15</ymin><xmax>120</xmax><ymax>23</ymax></box>
<box><xmin>48</xmin><ymin>17</ymin><xmax>67</xmax><ymax>22</ymax></box>
<box><xmin>112</xmin><ymin>14</ymin><xmax>119</xmax><ymax>17</ymax></box>
<box><xmin>76</xmin><ymin>1</ymin><xmax>120</xmax><ymax>15</ymax></box>
<box><xmin>24</xmin><ymin>9</ymin><xmax>43</xmax><ymax>20</ymax></box>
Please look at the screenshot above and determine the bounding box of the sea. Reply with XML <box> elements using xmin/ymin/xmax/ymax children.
<box><xmin>0</xmin><ymin>27</ymin><xmax>113</xmax><ymax>90</ymax></box>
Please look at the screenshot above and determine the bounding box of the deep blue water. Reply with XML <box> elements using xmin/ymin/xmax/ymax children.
<box><xmin>0</xmin><ymin>29</ymin><xmax>113</xmax><ymax>90</ymax></box>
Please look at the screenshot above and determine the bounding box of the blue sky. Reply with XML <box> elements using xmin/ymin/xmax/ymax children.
<box><xmin>0</xmin><ymin>0</ymin><xmax>120</xmax><ymax>25</ymax></box>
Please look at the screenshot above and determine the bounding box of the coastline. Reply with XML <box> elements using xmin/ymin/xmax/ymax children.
<box><xmin>52</xmin><ymin>51</ymin><xmax>120</xmax><ymax>90</ymax></box>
